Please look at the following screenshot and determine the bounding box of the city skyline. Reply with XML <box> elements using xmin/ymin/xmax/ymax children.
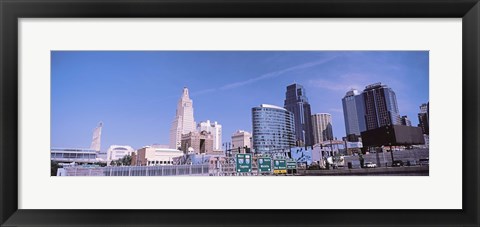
<box><xmin>51</xmin><ymin>51</ymin><xmax>429</xmax><ymax>152</ymax></box>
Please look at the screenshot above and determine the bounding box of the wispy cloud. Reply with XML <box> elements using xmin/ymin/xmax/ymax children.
<box><xmin>191</xmin><ymin>55</ymin><xmax>339</xmax><ymax>97</ymax></box>
<box><xmin>308</xmin><ymin>72</ymin><xmax>405</xmax><ymax>93</ymax></box>
<box><xmin>308</xmin><ymin>79</ymin><xmax>363</xmax><ymax>92</ymax></box>
<box><xmin>329</xmin><ymin>108</ymin><xmax>344</xmax><ymax>113</ymax></box>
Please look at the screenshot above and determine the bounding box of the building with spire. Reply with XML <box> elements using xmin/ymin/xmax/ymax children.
<box><xmin>169</xmin><ymin>87</ymin><xmax>196</xmax><ymax>149</ymax></box>
<box><xmin>284</xmin><ymin>83</ymin><xmax>314</xmax><ymax>146</ymax></box>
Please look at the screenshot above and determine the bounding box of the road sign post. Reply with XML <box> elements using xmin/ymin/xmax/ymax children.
<box><xmin>273</xmin><ymin>159</ymin><xmax>287</xmax><ymax>174</ymax></box>
<box><xmin>287</xmin><ymin>161</ymin><xmax>297</xmax><ymax>175</ymax></box>
<box><xmin>236</xmin><ymin>153</ymin><xmax>252</xmax><ymax>174</ymax></box>
<box><xmin>257</xmin><ymin>157</ymin><xmax>272</xmax><ymax>174</ymax></box>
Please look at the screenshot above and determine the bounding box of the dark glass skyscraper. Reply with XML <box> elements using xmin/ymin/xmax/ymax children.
<box><xmin>284</xmin><ymin>83</ymin><xmax>314</xmax><ymax>146</ymax></box>
<box><xmin>418</xmin><ymin>103</ymin><xmax>429</xmax><ymax>135</ymax></box>
<box><xmin>363</xmin><ymin>83</ymin><xmax>401</xmax><ymax>130</ymax></box>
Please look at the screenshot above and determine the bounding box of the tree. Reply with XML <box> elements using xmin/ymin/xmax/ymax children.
<box><xmin>119</xmin><ymin>154</ymin><xmax>132</xmax><ymax>166</ymax></box>
<box><xmin>51</xmin><ymin>160</ymin><xmax>59</xmax><ymax>176</ymax></box>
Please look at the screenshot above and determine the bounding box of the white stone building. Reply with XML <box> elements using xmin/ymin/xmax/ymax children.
<box><xmin>169</xmin><ymin>87</ymin><xmax>196</xmax><ymax>149</ymax></box>
<box><xmin>231</xmin><ymin>130</ymin><xmax>251</xmax><ymax>152</ymax></box>
<box><xmin>106</xmin><ymin>145</ymin><xmax>135</xmax><ymax>165</ymax></box>
<box><xmin>197</xmin><ymin>120</ymin><xmax>222</xmax><ymax>151</ymax></box>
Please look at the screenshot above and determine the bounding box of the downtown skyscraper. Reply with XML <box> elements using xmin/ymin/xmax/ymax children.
<box><xmin>169</xmin><ymin>87</ymin><xmax>196</xmax><ymax>149</ymax></box>
<box><xmin>252</xmin><ymin>104</ymin><xmax>296</xmax><ymax>153</ymax></box>
<box><xmin>341</xmin><ymin>89</ymin><xmax>366</xmax><ymax>137</ymax></box>
<box><xmin>311</xmin><ymin>113</ymin><xmax>333</xmax><ymax>144</ymax></box>
<box><xmin>362</xmin><ymin>83</ymin><xmax>401</xmax><ymax>130</ymax></box>
<box><xmin>284</xmin><ymin>83</ymin><xmax>314</xmax><ymax>146</ymax></box>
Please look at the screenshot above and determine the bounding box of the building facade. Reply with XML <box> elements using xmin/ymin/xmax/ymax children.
<box><xmin>169</xmin><ymin>87</ymin><xmax>196</xmax><ymax>149</ymax></box>
<box><xmin>131</xmin><ymin>146</ymin><xmax>183</xmax><ymax>166</ymax></box>
<box><xmin>252</xmin><ymin>104</ymin><xmax>296</xmax><ymax>153</ymax></box>
<box><xmin>180</xmin><ymin>131</ymin><xmax>214</xmax><ymax>154</ymax></box>
<box><xmin>341</xmin><ymin>89</ymin><xmax>366</xmax><ymax>137</ymax></box>
<box><xmin>363</xmin><ymin>83</ymin><xmax>401</xmax><ymax>130</ymax></box>
<box><xmin>311</xmin><ymin>113</ymin><xmax>334</xmax><ymax>144</ymax></box>
<box><xmin>231</xmin><ymin>130</ymin><xmax>252</xmax><ymax>152</ymax></box>
<box><xmin>51</xmin><ymin>148</ymin><xmax>99</xmax><ymax>164</ymax></box>
<box><xmin>401</xmin><ymin>115</ymin><xmax>412</xmax><ymax>126</ymax></box>
<box><xmin>106</xmin><ymin>145</ymin><xmax>135</xmax><ymax>165</ymax></box>
<box><xmin>284</xmin><ymin>83</ymin><xmax>314</xmax><ymax>146</ymax></box>
<box><xmin>197</xmin><ymin>120</ymin><xmax>222</xmax><ymax>151</ymax></box>
<box><xmin>418</xmin><ymin>103</ymin><xmax>429</xmax><ymax>135</ymax></box>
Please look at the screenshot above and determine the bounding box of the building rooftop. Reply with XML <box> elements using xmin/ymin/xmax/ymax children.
<box><xmin>260</xmin><ymin>104</ymin><xmax>287</xmax><ymax>111</ymax></box>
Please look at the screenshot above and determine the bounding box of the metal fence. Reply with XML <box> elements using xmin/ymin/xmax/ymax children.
<box><xmin>59</xmin><ymin>164</ymin><xmax>210</xmax><ymax>176</ymax></box>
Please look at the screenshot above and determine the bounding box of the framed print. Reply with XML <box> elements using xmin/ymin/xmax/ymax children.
<box><xmin>1</xmin><ymin>0</ymin><xmax>479</xmax><ymax>226</ymax></box>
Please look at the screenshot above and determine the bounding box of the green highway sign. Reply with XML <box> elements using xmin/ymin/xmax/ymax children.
<box><xmin>273</xmin><ymin>159</ymin><xmax>287</xmax><ymax>174</ymax></box>
<box><xmin>257</xmin><ymin>157</ymin><xmax>272</xmax><ymax>173</ymax></box>
<box><xmin>273</xmin><ymin>159</ymin><xmax>287</xmax><ymax>169</ymax></box>
<box><xmin>287</xmin><ymin>161</ymin><xmax>297</xmax><ymax>169</ymax></box>
<box><xmin>236</xmin><ymin>153</ymin><xmax>252</xmax><ymax>173</ymax></box>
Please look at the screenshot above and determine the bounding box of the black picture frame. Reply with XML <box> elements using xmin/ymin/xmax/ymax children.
<box><xmin>1</xmin><ymin>0</ymin><xmax>479</xmax><ymax>226</ymax></box>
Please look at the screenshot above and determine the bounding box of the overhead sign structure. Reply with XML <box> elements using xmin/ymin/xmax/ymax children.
<box><xmin>257</xmin><ymin>157</ymin><xmax>272</xmax><ymax>173</ymax></box>
<box><xmin>236</xmin><ymin>154</ymin><xmax>252</xmax><ymax>173</ymax></box>
<box><xmin>273</xmin><ymin>159</ymin><xmax>287</xmax><ymax>174</ymax></box>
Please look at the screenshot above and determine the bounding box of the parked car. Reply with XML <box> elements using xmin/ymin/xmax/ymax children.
<box><xmin>406</xmin><ymin>160</ymin><xmax>417</xmax><ymax>166</ymax></box>
<box><xmin>419</xmin><ymin>158</ymin><xmax>429</xmax><ymax>166</ymax></box>
<box><xmin>392</xmin><ymin>160</ymin><xmax>404</xmax><ymax>167</ymax></box>
<box><xmin>364</xmin><ymin>162</ymin><xmax>377</xmax><ymax>168</ymax></box>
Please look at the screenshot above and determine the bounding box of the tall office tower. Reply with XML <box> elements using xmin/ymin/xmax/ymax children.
<box><xmin>284</xmin><ymin>83</ymin><xmax>314</xmax><ymax>146</ymax></box>
<box><xmin>401</xmin><ymin>115</ymin><xmax>412</xmax><ymax>126</ymax></box>
<box><xmin>90</xmin><ymin>122</ymin><xmax>103</xmax><ymax>152</ymax></box>
<box><xmin>311</xmin><ymin>113</ymin><xmax>334</xmax><ymax>144</ymax></box>
<box><xmin>418</xmin><ymin>103</ymin><xmax>429</xmax><ymax>135</ymax></box>
<box><xmin>231</xmin><ymin>130</ymin><xmax>252</xmax><ymax>151</ymax></box>
<box><xmin>252</xmin><ymin>104</ymin><xmax>296</xmax><ymax>153</ymax></box>
<box><xmin>197</xmin><ymin>120</ymin><xmax>222</xmax><ymax>151</ymax></box>
<box><xmin>341</xmin><ymin>89</ymin><xmax>367</xmax><ymax>137</ymax></box>
<box><xmin>169</xmin><ymin>87</ymin><xmax>196</xmax><ymax>149</ymax></box>
<box><xmin>363</xmin><ymin>83</ymin><xmax>401</xmax><ymax>130</ymax></box>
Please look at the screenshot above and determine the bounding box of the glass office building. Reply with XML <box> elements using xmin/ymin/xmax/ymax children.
<box><xmin>284</xmin><ymin>83</ymin><xmax>314</xmax><ymax>146</ymax></box>
<box><xmin>342</xmin><ymin>89</ymin><xmax>366</xmax><ymax>136</ymax></box>
<box><xmin>363</xmin><ymin>83</ymin><xmax>401</xmax><ymax>130</ymax></box>
<box><xmin>252</xmin><ymin>104</ymin><xmax>296</xmax><ymax>153</ymax></box>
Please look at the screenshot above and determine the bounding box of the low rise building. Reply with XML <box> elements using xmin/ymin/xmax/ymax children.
<box><xmin>180</xmin><ymin>131</ymin><xmax>214</xmax><ymax>154</ymax></box>
<box><xmin>231</xmin><ymin>130</ymin><xmax>252</xmax><ymax>153</ymax></box>
<box><xmin>131</xmin><ymin>146</ymin><xmax>184</xmax><ymax>166</ymax></box>
<box><xmin>106</xmin><ymin>145</ymin><xmax>135</xmax><ymax>165</ymax></box>
<box><xmin>51</xmin><ymin>148</ymin><xmax>99</xmax><ymax>164</ymax></box>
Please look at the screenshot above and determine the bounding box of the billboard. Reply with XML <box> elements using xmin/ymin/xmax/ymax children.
<box><xmin>361</xmin><ymin>125</ymin><xmax>425</xmax><ymax>147</ymax></box>
<box><xmin>289</xmin><ymin>147</ymin><xmax>313</xmax><ymax>165</ymax></box>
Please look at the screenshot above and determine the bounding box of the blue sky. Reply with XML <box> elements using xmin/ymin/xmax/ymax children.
<box><xmin>51</xmin><ymin>51</ymin><xmax>429</xmax><ymax>152</ymax></box>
